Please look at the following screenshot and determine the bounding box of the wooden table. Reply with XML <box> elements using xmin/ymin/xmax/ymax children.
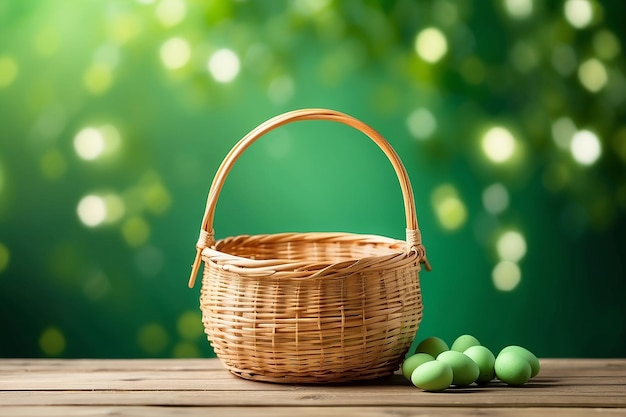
<box><xmin>0</xmin><ymin>358</ymin><xmax>624</xmax><ymax>416</ymax></box>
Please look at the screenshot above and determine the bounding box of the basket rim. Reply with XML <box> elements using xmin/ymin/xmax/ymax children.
<box><xmin>200</xmin><ymin>231</ymin><xmax>421</xmax><ymax>279</ymax></box>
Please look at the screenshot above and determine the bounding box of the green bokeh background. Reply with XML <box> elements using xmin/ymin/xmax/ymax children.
<box><xmin>1</xmin><ymin>0</ymin><xmax>625</xmax><ymax>359</ymax></box>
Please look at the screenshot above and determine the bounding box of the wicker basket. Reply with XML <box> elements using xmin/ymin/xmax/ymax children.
<box><xmin>188</xmin><ymin>108</ymin><xmax>431</xmax><ymax>383</ymax></box>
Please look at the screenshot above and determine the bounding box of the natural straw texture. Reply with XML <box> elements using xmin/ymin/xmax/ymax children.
<box><xmin>189</xmin><ymin>108</ymin><xmax>430</xmax><ymax>383</ymax></box>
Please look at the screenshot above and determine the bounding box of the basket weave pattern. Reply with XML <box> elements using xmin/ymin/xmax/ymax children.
<box><xmin>189</xmin><ymin>109</ymin><xmax>430</xmax><ymax>383</ymax></box>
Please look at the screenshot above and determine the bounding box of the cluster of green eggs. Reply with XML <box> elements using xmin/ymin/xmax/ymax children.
<box><xmin>402</xmin><ymin>335</ymin><xmax>540</xmax><ymax>392</ymax></box>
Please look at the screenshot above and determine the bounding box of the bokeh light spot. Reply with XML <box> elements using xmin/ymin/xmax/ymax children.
<box><xmin>407</xmin><ymin>107</ymin><xmax>437</xmax><ymax>140</ymax></box>
<box><xmin>0</xmin><ymin>242</ymin><xmax>10</xmax><ymax>273</ymax></box>
<box><xmin>0</xmin><ymin>55</ymin><xmax>18</xmax><ymax>88</ymax></box>
<box><xmin>155</xmin><ymin>0</ymin><xmax>187</xmax><ymax>27</ymax></box>
<box><xmin>75</xmin><ymin>192</ymin><xmax>124</xmax><ymax>228</ymax></box>
<box><xmin>122</xmin><ymin>216</ymin><xmax>150</xmax><ymax>247</ymax></box>
<box><xmin>510</xmin><ymin>41</ymin><xmax>539</xmax><ymax>72</ymax></box>
<box><xmin>77</xmin><ymin>195</ymin><xmax>107</xmax><ymax>227</ymax></box>
<box><xmin>177</xmin><ymin>310</ymin><xmax>203</xmax><ymax>340</ymax></box>
<box><xmin>108</xmin><ymin>13</ymin><xmax>141</xmax><ymax>44</ymax></box>
<box><xmin>492</xmin><ymin>261</ymin><xmax>521</xmax><ymax>291</ymax></box>
<box><xmin>83</xmin><ymin>64</ymin><xmax>113</xmax><ymax>95</ymax></box>
<box><xmin>100</xmin><ymin>124</ymin><xmax>122</xmax><ymax>154</ymax></box>
<box><xmin>437</xmin><ymin>199</ymin><xmax>467</xmax><ymax>230</ymax></box>
<box><xmin>482</xmin><ymin>183</ymin><xmax>510</xmax><ymax>214</ymax></box>
<box><xmin>74</xmin><ymin>127</ymin><xmax>105</xmax><ymax>160</ymax></box>
<box><xmin>481</xmin><ymin>127</ymin><xmax>516</xmax><ymax>163</ymax></box>
<box><xmin>137</xmin><ymin>323</ymin><xmax>169</xmax><ymax>355</ymax></box>
<box><xmin>268</xmin><ymin>75</ymin><xmax>295</xmax><ymax>105</ymax></box>
<box><xmin>570</xmin><ymin>130</ymin><xmax>602</xmax><ymax>166</ymax></box>
<box><xmin>39</xmin><ymin>327</ymin><xmax>66</xmax><ymax>356</ymax></box>
<box><xmin>40</xmin><ymin>150</ymin><xmax>67</xmax><ymax>180</ymax></box>
<box><xmin>207</xmin><ymin>48</ymin><xmax>240</xmax><ymax>83</ymax></box>
<box><xmin>103</xmin><ymin>193</ymin><xmax>126</xmax><ymax>223</ymax></box>
<box><xmin>143</xmin><ymin>181</ymin><xmax>171</xmax><ymax>214</ymax></box>
<box><xmin>160</xmin><ymin>37</ymin><xmax>191</xmax><ymax>70</ymax></box>
<box><xmin>414</xmin><ymin>28</ymin><xmax>448</xmax><ymax>63</ymax></box>
<box><xmin>432</xmin><ymin>0</ymin><xmax>459</xmax><ymax>27</ymax></box>
<box><xmin>503</xmin><ymin>0</ymin><xmax>533</xmax><ymax>19</ymax></box>
<box><xmin>94</xmin><ymin>43</ymin><xmax>121</xmax><ymax>69</ymax></box>
<box><xmin>551</xmin><ymin>117</ymin><xmax>577</xmax><ymax>150</ymax></box>
<box><xmin>172</xmin><ymin>341</ymin><xmax>201</xmax><ymax>358</ymax></box>
<box><xmin>293</xmin><ymin>0</ymin><xmax>330</xmax><ymax>16</ymax></box>
<box><xmin>431</xmin><ymin>185</ymin><xmax>468</xmax><ymax>231</ymax></box>
<box><xmin>497</xmin><ymin>230</ymin><xmax>527</xmax><ymax>262</ymax></box>
<box><xmin>73</xmin><ymin>125</ymin><xmax>121</xmax><ymax>161</ymax></box>
<box><xmin>593</xmin><ymin>30</ymin><xmax>621</xmax><ymax>61</ymax></box>
<box><xmin>564</xmin><ymin>0</ymin><xmax>593</xmax><ymax>29</ymax></box>
<box><xmin>245</xmin><ymin>43</ymin><xmax>274</xmax><ymax>75</ymax></box>
<box><xmin>578</xmin><ymin>58</ymin><xmax>608</xmax><ymax>92</ymax></box>
<box><xmin>32</xmin><ymin>105</ymin><xmax>67</xmax><ymax>141</ymax></box>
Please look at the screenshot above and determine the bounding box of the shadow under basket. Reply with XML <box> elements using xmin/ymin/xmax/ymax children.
<box><xmin>188</xmin><ymin>109</ymin><xmax>430</xmax><ymax>384</ymax></box>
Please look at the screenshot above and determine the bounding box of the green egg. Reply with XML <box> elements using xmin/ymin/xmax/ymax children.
<box><xmin>411</xmin><ymin>360</ymin><xmax>453</xmax><ymax>392</ymax></box>
<box><xmin>500</xmin><ymin>345</ymin><xmax>540</xmax><ymax>378</ymax></box>
<box><xmin>463</xmin><ymin>345</ymin><xmax>496</xmax><ymax>384</ymax></box>
<box><xmin>436</xmin><ymin>350</ymin><xmax>479</xmax><ymax>386</ymax></box>
<box><xmin>451</xmin><ymin>334</ymin><xmax>481</xmax><ymax>352</ymax></box>
<box><xmin>495</xmin><ymin>350</ymin><xmax>532</xmax><ymax>386</ymax></box>
<box><xmin>415</xmin><ymin>336</ymin><xmax>449</xmax><ymax>358</ymax></box>
<box><xmin>401</xmin><ymin>353</ymin><xmax>435</xmax><ymax>380</ymax></box>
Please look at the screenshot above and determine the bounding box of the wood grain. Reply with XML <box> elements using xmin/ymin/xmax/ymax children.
<box><xmin>2</xmin><ymin>407</ymin><xmax>626</xmax><ymax>417</ymax></box>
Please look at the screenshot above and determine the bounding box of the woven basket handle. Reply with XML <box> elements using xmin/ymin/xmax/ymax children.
<box><xmin>189</xmin><ymin>108</ymin><xmax>430</xmax><ymax>287</ymax></box>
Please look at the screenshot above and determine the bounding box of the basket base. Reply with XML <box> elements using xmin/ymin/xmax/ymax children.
<box><xmin>225</xmin><ymin>362</ymin><xmax>401</xmax><ymax>384</ymax></box>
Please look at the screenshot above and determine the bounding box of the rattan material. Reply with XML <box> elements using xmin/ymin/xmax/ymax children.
<box><xmin>189</xmin><ymin>108</ymin><xmax>430</xmax><ymax>383</ymax></box>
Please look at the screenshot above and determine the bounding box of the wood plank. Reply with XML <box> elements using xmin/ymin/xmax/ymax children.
<box><xmin>1</xmin><ymin>358</ymin><xmax>625</xmax><ymax>373</ymax></box>
<box><xmin>0</xmin><ymin>365</ymin><xmax>621</xmax><ymax>390</ymax></box>
<box><xmin>1</xmin><ymin>358</ymin><xmax>624</xmax><ymax>377</ymax></box>
<box><xmin>0</xmin><ymin>375</ymin><xmax>625</xmax><ymax>395</ymax></box>
<box><xmin>1</xmin><ymin>386</ymin><xmax>625</xmax><ymax>408</ymax></box>
<box><xmin>0</xmin><ymin>369</ymin><xmax>263</xmax><ymax>391</ymax></box>
<box><xmin>1</xmin><ymin>359</ymin><xmax>625</xmax><ymax>393</ymax></box>
<box><xmin>2</xmin><ymin>369</ymin><xmax>624</xmax><ymax>391</ymax></box>
<box><xmin>1</xmin><ymin>406</ymin><xmax>625</xmax><ymax>417</ymax></box>
<box><xmin>0</xmin><ymin>358</ymin><xmax>226</xmax><ymax>372</ymax></box>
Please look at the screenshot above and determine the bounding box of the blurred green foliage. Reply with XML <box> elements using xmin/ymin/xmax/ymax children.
<box><xmin>1</xmin><ymin>0</ymin><xmax>625</xmax><ymax>359</ymax></box>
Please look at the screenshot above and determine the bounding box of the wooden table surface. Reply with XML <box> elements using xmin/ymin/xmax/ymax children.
<box><xmin>0</xmin><ymin>358</ymin><xmax>625</xmax><ymax>416</ymax></box>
